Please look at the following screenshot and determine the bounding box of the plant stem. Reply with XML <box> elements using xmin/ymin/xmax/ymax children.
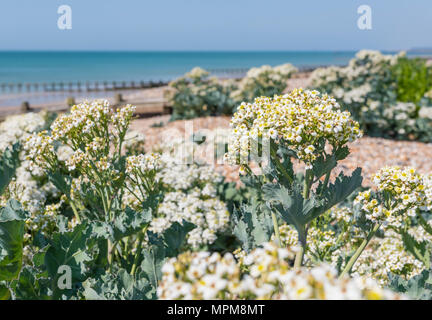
<box><xmin>130</xmin><ymin>228</ymin><xmax>147</xmax><ymax>275</ymax></box>
<box><xmin>339</xmin><ymin>223</ymin><xmax>380</xmax><ymax>278</ymax></box>
<box><xmin>271</xmin><ymin>212</ymin><xmax>281</xmax><ymax>247</ymax></box>
<box><xmin>69</xmin><ymin>201</ymin><xmax>81</xmax><ymax>224</ymax></box>
<box><xmin>107</xmin><ymin>240</ymin><xmax>114</xmax><ymax>271</ymax></box>
<box><xmin>303</xmin><ymin>169</ymin><xmax>312</xmax><ymax>199</ymax></box>
<box><xmin>322</xmin><ymin>171</ymin><xmax>331</xmax><ymax>191</ymax></box>
<box><xmin>294</xmin><ymin>245</ymin><xmax>304</xmax><ymax>269</ymax></box>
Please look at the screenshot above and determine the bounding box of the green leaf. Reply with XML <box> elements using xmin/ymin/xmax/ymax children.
<box><xmin>139</xmin><ymin>245</ymin><xmax>166</xmax><ymax>294</ymax></box>
<box><xmin>0</xmin><ymin>200</ymin><xmax>26</xmax><ymax>281</ymax></box>
<box><xmin>13</xmin><ymin>266</ymin><xmax>51</xmax><ymax>300</ymax></box>
<box><xmin>388</xmin><ymin>269</ymin><xmax>432</xmax><ymax>299</ymax></box>
<box><xmin>0</xmin><ymin>282</ymin><xmax>10</xmax><ymax>300</ymax></box>
<box><xmin>313</xmin><ymin>168</ymin><xmax>363</xmax><ymax>217</ymax></box>
<box><xmin>44</xmin><ymin>223</ymin><xmax>93</xmax><ymax>299</ymax></box>
<box><xmin>48</xmin><ymin>170</ymin><xmax>72</xmax><ymax>196</ymax></box>
<box><xmin>312</xmin><ymin>147</ymin><xmax>350</xmax><ymax>180</ymax></box>
<box><xmin>82</xmin><ymin>268</ymin><xmax>152</xmax><ymax>300</ymax></box>
<box><xmin>232</xmin><ymin>197</ymin><xmax>273</xmax><ymax>252</ymax></box>
<box><xmin>0</xmin><ymin>143</ymin><xmax>20</xmax><ymax>195</ymax></box>
<box><xmin>401</xmin><ymin>231</ymin><xmax>431</xmax><ymax>269</ymax></box>
<box><xmin>161</xmin><ymin>221</ymin><xmax>195</xmax><ymax>257</ymax></box>
<box><xmin>112</xmin><ymin>207</ymin><xmax>152</xmax><ymax>241</ymax></box>
<box><xmin>262</xmin><ymin>183</ymin><xmax>316</xmax><ymax>245</ymax></box>
<box><xmin>312</xmin><ymin>154</ymin><xmax>337</xmax><ymax>180</ymax></box>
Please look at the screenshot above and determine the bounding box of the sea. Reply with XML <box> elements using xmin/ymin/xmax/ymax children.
<box><xmin>0</xmin><ymin>51</ymin><xmax>378</xmax><ymax>84</ymax></box>
<box><xmin>0</xmin><ymin>50</ymin><xmax>424</xmax><ymax>107</ymax></box>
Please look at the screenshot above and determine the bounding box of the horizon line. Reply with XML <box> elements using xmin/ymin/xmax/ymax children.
<box><xmin>0</xmin><ymin>49</ymin><xmax>410</xmax><ymax>53</ymax></box>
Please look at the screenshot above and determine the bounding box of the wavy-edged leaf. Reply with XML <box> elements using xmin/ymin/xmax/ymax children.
<box><xmin>312</xmin><ymin>168</ymin><xmax>363</xmax><ymax>218</ymax></box>
<box><xmin>0</xmin><ymin>200</ymin><xmax>27</xmax><ymax>281</ymax></box>
<box><xmin>139</xmin><ymin>245</ymin><xmax>165</xmax><ymax>296</ymax></box>
<box><xmin>388</xmin><ymin>269</ymin><xmax>432</xmax><ymax>299</ymax></box>
<box><xmin>0</xmin><ymin>143</ymin><xmax>20</xmax><ymax>195</ymax></box>
<box><xmin>402</xmin><ymin>231</ymin><xmax>431</xmax><ymax>269</ymax></box>
<box><xmin>44</xmin><ymin>223</ymin><xmax>93</xmax><ymax>299</ymax></box>
<box><xmin>112</xmin><ymin>207</ymin><xmax>152</xmax><ymax>241</ymax></box>
<box><xmin>83</xmin><ymin>268</ymin><xmax>152</xmax><ymax>300</ymax></box>
<box><xmin>232</xmin><ymin>197</ymin><xmax>273</xmax><ymax>252</ymax></box>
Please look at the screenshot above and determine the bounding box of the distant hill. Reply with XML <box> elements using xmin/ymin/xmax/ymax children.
<box><xmin>408</xmin><ymin>47</ymin><xmax>432</xmax><ymax>54</ymax></box>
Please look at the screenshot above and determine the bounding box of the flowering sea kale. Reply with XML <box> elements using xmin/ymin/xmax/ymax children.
<box><xmin>0</xmin><ymin>112</ymin><xmax>62</xmax><ymax>262</ymax></box>
<box><xmin>155</xmin><ymin>190</ymin><xmax>229</xmax><ymax>247</ymax></box>
<box><xmin>123</xmin><ymin>142</ymin><xmax>230</xmax><ymax>248</ymax></box>
<box><xmin>355</xmin><ymin>166</ymin><xmax>431</xmax><ymax>225</ymax></box>
<box><xmin>274</xmin><ymin>224</ymin><xmax>337</xmax><ymax>264</ymax></box>
<box><xmin>167</xmin><ymin>67</ymin><xmax>238</xmax><ymax>120</ymax></box>
<box><xmin>126</xmin><ymin>153</ymin><xmax>162</xmax><ymax>196</ymax></box>
<box><xmin>225</xmin><ymin>88</ymin><xmax>362</xmax><ymax>168</ymax></box>
<box><xmin>351</xmin><ymin>230</ymin><xmax>427</xmax><ymax>285</ymax></box>
<box><xmin>23</xmin><ymin>100</ymin><xmax>136</xmax><ymax>224</ymax></box>
<box><xmin>231</xmin><ymin>63</ymin><xmax>298</xmax><ymax>103</ymax></box>
<box><xmin>157</xmin><ymin>242</ymin><xmax>403</xmax><ymax>300</ymax></box>
<box><xmin>310</xmin><ymin>50</ymin><xmax>432</xmax><ymax>142</ymax></box>
<box><xmin>25</xmin><ymin>100</ymin><xmax>135</xmax><ymax>173</ymax></box>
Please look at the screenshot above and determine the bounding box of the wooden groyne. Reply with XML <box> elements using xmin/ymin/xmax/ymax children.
<box><xmin>0</xmin><ymin>93</ymin><xmax>171</xmax><ymax>120</ymax></box>
<box><xmin>0</xmin><ymin>80</ymin><xmax>168</xmax><ymax>94</ymax></box>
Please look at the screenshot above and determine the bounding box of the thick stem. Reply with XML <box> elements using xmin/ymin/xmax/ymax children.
<box><xmin>294</xmin><ymin>246</ymin><xmax>304</xmax><ymax>269</ymax></box>
<box><xmin>107</xmin><ymin>240</ymin><xmax>114</xmax><ymax>271</ymax></box>
<box><xmin>321</xmin><ymin>171</ymin><xmax>331</xmax><ymax>193</ymax></box>
<box><xmin>339</xmin><ymin>223</ymin><xmax>381</xmax><ymax>278</ymax></box>
<box><xmin>303</xmin><ymin>169</ymin><xmax>312</xmax><ymax>199</ymax></box>
<box><xmin>271</xmin><ymin>212</ymin><xmax>281</xmax><ymax>247</ymax></box>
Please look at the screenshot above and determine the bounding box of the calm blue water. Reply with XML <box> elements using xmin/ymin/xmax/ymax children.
<box><xmin>0</xmin><ymin>51</ymin><xmax>366</xmax><ymax>84</ymax></box>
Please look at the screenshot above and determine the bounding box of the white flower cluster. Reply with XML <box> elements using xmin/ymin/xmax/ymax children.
<box><xmin>126</xmin><ymin>153</ymin><xmax>161</xmax><ymax>174</ymax></box>
<box><xmin>154</xmin><ymin>190</ymin><xmax>229</xmax><ymax>247</ymax></box>
<box><xmin>157</xmin><ymin>251</ymin><xmax>240</xmax><ymax>299</ymax></box>
<box><xmin>123</xmin><ymin>130</ymin><xmax>146</xmax><ymax>155</ymax></box>
<box><xmin>157</xmin><ymin>154</ymin><xmax>223</xmax><ymax>191</ymax></box>
<box><xmin>231</xmin><ymin>63</ymin><xmax>297</xmax><ymax>102</ymax></box>
<box><xmin>225</xmin><ymin>88</ymin><xmax>362</xmax><ymax>168</ymax></box>
<box><xmin>158</xmin><ymin>242</ymin><xmax>404</xmax><ymax>300</ymax></box>
<box><xmin>123</xmin><ymin>136</ymin><xmax>229</xmax><ymax>248</ymax></box>
<box><xmin>24</xmin><ymin>100</ymin><xmax>136</xmax><ymax>176</ymax></box>
<box><xmin>0</xmin><ymin>111</ymin><xmax>49</xmax><ymax>153</ymax></box>
<box><xmin>350</xmin><ymin>231</ymin><xmax>427</xmax><ymax>286</ymax></box>
<box><xmin>185</xmin><ymin>67</ymin><xmax>209</xmax><ymax>80</ymax></box>
<box><xmin>275</xmin><ymin>224</ymin><xmax>337</xmax><ymax>263</ymax></box>
<box><xmin>354</xmin><ymin>166</ymin><xmax>431</xmax><ymax>224</ymax></box>
<box><xmin>310</xmin><ymin>49</ymin><xmax>398</xmax><ymax>95</ymax></box>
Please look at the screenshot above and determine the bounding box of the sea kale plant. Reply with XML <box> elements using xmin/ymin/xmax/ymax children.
<box><xmin>230</xmin><ymin>63</ymin><xmax>298</xmax><ymax>103</ymax></box>
<box><xmin>0</xmin><ymin>100</ymin><xmax>206</xmax><ymax>300</ymax></box>
<box><xmin>309</xmin><ymin>50</ymin><xmax>432</xmax><ymax>142</ymax></box>
<box><xmin>166</xmin><ymin>67</ymin><xmax>238</xmax><ymax>120</ymax></box>
<box><xmin>340</xmin><ymin>166</ymin><xmax>432</xmax><ymax>279</ymax></box>
<box><xmin>166</xmin><ymin>64</ymin><xmax>298</xmax><ymax>121</ymax></box>
<box><xmin>224</xmin><ymin>88</ymin><xmax>363</xmax><ymax>269</ymax></box>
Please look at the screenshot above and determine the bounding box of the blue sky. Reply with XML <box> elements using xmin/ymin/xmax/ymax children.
<box><xmin>0</xmin><ymin>0</ymin><xmax>431</xmax><ymax>51</ymax></box>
